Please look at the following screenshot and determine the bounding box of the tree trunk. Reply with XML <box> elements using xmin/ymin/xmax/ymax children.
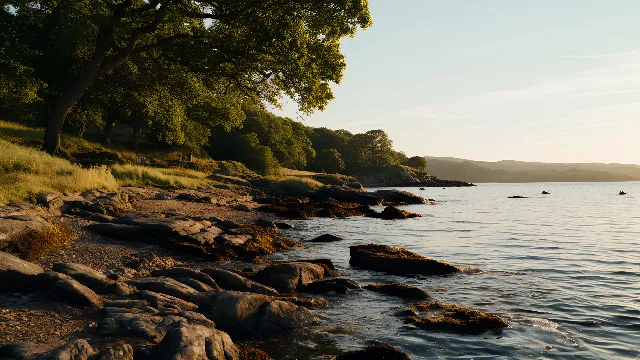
<box><xmin>101</xmin><ymin>119</ymin><xmax>116</xmax><ymax>145</ymax></box>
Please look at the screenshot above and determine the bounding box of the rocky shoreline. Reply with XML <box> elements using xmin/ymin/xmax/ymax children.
<box><xmin>0</xmin><ymin>181</ymin><xmax>504</xmax><ymax>359</ymax></box>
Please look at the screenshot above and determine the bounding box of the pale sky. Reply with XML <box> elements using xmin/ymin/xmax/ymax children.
<box><xmin>272</xmin><ymin>0</ymin><xmax>640</xmax><ymax>164</ymax></box>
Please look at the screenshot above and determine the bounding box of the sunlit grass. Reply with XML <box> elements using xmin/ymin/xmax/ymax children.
<box><xmin>0</xmin><ymin>140</ymin><xmax>118</xmax><ymax>204</ymax></box>
<box><xmin>111</xmin><ymin>164</ymin><xmax>211</xmax><ymax>188</ymax></box>
<box><xmin>266</xmin><ymin>176</ymin><xmax>324</xmax><ymax>196</ymax></box>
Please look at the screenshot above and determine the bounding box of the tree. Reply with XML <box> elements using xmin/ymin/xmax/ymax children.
<box><xmin>3</xmin><ymin>1</ymin><xmax>371</xmax><ymax>153</ymax></box>
<box><xmin>344</xmin><ymin>129</ymin><xmax>395</xmax><ymax>168</ymax></box>
<box><xmin>407</xmin><ymin>156</ymin><xmax>427</xmax><ymax>171</ymax></box>
<box><xmin>312</xmin><ymin>148</ymin><xmax>345</xmax><ymax>173</ymax></box>
<box><xmin>307</xmin><ymin>127</ymin><xmax>352</xmax><ymax>154</ymax></box>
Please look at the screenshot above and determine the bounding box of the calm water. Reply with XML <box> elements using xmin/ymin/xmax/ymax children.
<box><xmin>268</xmin><ymin>182</ymin><xmax>640</xmax><ymax>359</ymax></box>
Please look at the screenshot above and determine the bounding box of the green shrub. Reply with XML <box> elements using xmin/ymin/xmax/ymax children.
<box><xmin>312</xmin><ymin>148</ymin><xmax>345</xmax><ymax>174</ymax></box>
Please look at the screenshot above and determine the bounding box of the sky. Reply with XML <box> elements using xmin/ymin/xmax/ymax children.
<box><xmin>272</xmin><ymin>0</ymin><xmax>640</xmax><ymax>164</ymax></box>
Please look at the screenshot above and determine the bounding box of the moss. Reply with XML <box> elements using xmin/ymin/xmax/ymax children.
<box><xmin>363</xmin><ymin>282</ymin><xmax>430</xmax><ymax>300</ymax></box>
<box><xmin>405</xmin><ymin>302</ymin><xmax>508</xmax><ymax>334</ymax></box>
<box><xmin>3</xmin><ymin>222</ymin><xmax>77</xmax><ymax>262</ymax></box>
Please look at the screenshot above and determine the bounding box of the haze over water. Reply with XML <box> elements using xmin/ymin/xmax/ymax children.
<box><xmin>270</xmin><ymin>182</ymin><xmax>640</xmax><ymax>359</ymax></box>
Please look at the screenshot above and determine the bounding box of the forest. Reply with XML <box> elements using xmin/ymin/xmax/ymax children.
<box><xmin>0</xmin><ymin>0</ymin><xmax>427</xmax><ymax>175</ymax></box>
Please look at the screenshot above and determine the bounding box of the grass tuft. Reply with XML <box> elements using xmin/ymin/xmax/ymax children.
<box><xmin>3</xmin><ymin>222</ymin><xmax>77</xmax><ymax>262</ymax></box>
<box><xmin>267</xmin><ymin>176</ymin><xmax>324</xmax><ymax>196</ymax></box>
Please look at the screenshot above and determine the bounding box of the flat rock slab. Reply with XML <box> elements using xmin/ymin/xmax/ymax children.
<box><xmin>190</xmin><ymin>290</ymin><xmax>317</xmax><ymax>339</ymax></box>
<box><xmin>252</xmin><ymin>263</ymin><xmax>325</xmax><ymax>293</ymax></box>
<box><xmin>126</xmin><ymin>277</ymin><xmax>199</xmax><ymax>301</ymax></box>
<box><xmin>403</xmin><ymin>301</ymin><xmax>508</xmax><ymax>334</ymax></box>
<box><xmin>52</xmin><ymin>262</ymin><xmax>134</xmax><ymax>296</ymax></box>
<box><xmin>350</xmin><ymin>244</ymin><xmax>461</xmax><ymax>276</ymax></box>
<box><xmin>201</xmin><ymin>268</ymin><xmax>278</xmax><ymax>296</ymax></box>
<box><xmin>0</xmin><ymin>339</ymin><xmax>96</xmax><ymax>360</ymax></box>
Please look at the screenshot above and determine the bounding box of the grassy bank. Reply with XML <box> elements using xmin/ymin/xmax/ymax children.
<box><xmin>0</xmin><ymin>140</ymin><xmax>118</xmax><ymax>204</ymax></box>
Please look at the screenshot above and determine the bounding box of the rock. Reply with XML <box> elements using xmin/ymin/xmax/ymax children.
<box><xmin>151</xmin><ymin>268</ymin><xmax>220</xmax><ymax>290</ymax></box>
<box><xmin>366</xmin><ymin>206</ymin><xmax>421</xmax><ymax>220</ymax></box>
<box><xmin>0</xmin><ymin>339</ymin><xmax>96</xmax><ymax>360</ymax></box>
<box><xmin>363</xmin><ymin>282</ymin><xmax>430</xmax><ymax>299</ymax></box>
<box><xmin>252</xmin><ymin>263</ymin><xmax>325</xmax><ymax>293</ymax></box>
<box><xmin>139</xmin><ymin>290</ymin><xmax>199</xmax><ymax>312</ymax></box>
<box><xmin>256</xmin><ymin>218</ymin><xmax>276</xmax><ymax>228</ymax></box>
<box><xmin>295</xmin><ymin>259</ymin><xmax>335</xmax><ymax>274</ymax></box>
<box><xmin>274</xmin><ymin>222</ymin><xmax>293</xmax><ymax>230</ymax></box>
<box><xmin>36</xmin><ymin>192</ymin><xmax>64</xmax><ymax>215</ymax></box>
<box><xmin>274</xmin><ymin>295</ymin><xmax>328</xmax><ymax>309</ymax></box>
<box><xmin>336</xmin><ymin>343</ymin><xmax>411</xmax><ymax>360</ymax></box>
<box><xmin>190</xmin><ymin>290</ymin><xmax>317</xmax><ymax>339</ymax></box>
<box><xmin>116</xmin><ymin>215</ymin><xmax>209</xmax><ymax>237</ymax></box>
<box><xmin>182</xmin><ymin>226</ymin><xmax>224</xmax><ymax>246</ymax></box>
<box><xmin>372</xmin><ymin>189</ymin><xmax>427</xmax><ymax>205</ymax></box>
<box><xmin>309</xmin><ymin>234</ymin><xmax>343</xmax><ymax>243</ymax></box>
<box><xmin>302</xmin><ymin>278</ymin><xmax>360</xmax><ymax>294</ymax></box>
<box><xmin>350</xmin><ymin>244</ymin><xmax>461</xmax><ymax>276</ymax></box>
<box><xmin>403</xmin><ymin>302</ymin><xmax>508</xmax><ymax>334</ymax></box>
<box><xmin>233</xmin><ymin>204</ymin><xmax>252</xmax><ymax>212</ymax></box>
<box><xmin>200</xmin><ymin>268</ymin><xmax>278</xmax><ymax>295</ymax></box>
<box><xmin>221</xmin><ymin>220</ymin><xmax>241</xmax><ymax>229</ymax></box>
<box><xmin>52</xmin><ymin>263</ymin><xmax>135</xmax><ymax>296</ymax></box>
<box><xmin>102</xmin><ymin>312</ymin><xmax>168</xmax><ymax>342</ymax></box>
<box><xmin>97</xmin><ymin>343</ymin><xmax>134</xmax><ymax>360</ymax></box>
<box><xmin>50</xmin><ymin>274</ymin><xmax>104</xmax><ymax>308</ymax></box>
<box><xmin>0</xmin><ymin>251</ymin><xmax>44</xmax><ymax>291</ymax></box>
<box><xmin>87</xmin><ymin>223</ymin><xmax>146</xmax><ymax>239</ymax></box>
<box><xmin>157</xmin><ymin>323</ymin><xmax>239</xmax><ymax>360</ymax></box>
<box><xmin>217</xmin><ymin>234</ymin><xmax>251</xmax><ymax>247</ymax></box>
<box><xmin>126</xmin><ymin>277</ymin><xmax>199</xmax><ymax>301</ymax></box>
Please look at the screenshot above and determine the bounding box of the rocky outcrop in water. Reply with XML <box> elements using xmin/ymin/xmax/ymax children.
<box><xmin>366</xmin><ymin>206</ymin><xmax>422</xmax><ymax>220</ymax></box>
<box><xmin>252</xmin><ymin>262</ymin><xmax>326</xmax><ymax>293</ymax></box>
<box><xmin>364</xmin><ymin>282</ymin><xmax>430</xmax><ymax>300</ymax></box>
<box><xmin>401</xmin><ymin>302</ymin><xmax>508</xmax><ymax>334</ymax></box>
<box><xmin>350</xmin><ymin>244</ymin><xmax>462</xmax><ymax>276</ymax></box>
<box><xmin>336</xmin><ymin>343</ymin><xmax>412</xmax><ymax>360</ymax></box>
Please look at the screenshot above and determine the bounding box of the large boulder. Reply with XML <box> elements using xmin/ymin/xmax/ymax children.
<box><xmin>156</xmin><ymin>323</ymin><xmax>239</xmax><ymax>360</ymax></box>
<box><xmin>252</xmin><ymin>263</ymin><xmax>325</xmax><ymax>293</ymax></box>
<box><xmin>200</xmin><ymin>268</ymin><xmax>278</xmax><ymax>296</ymax></box>
<box><xmin>372</xmin><ymin>189</ymin><xmax>427</xmax><ymax>205</ymax></box>
<box><xmin>349</xmin><ymin>244</ymin><xmax>461</xmax><ymax>276</ymax></box>
<box><xmin>31</xmin><ymin>271</ymin><xmax>104</xmax><ymax>308</ymax></box>
<box><xmin>95</xmin><ymin>343</ymin><xmax>134</xmax><ymax>360</ymax></box>
<box><xmin>190</xmin><ymin>290</ymin><xmax>317</xmax><ymax>338</ymax></box>
<box><xmin>126</xmin><ymin>277</ymin><xmax>199</xmax><ymax>301</ymax></box>
<box><xmin>52</xmin><ymin>263</ymin><xmax>135</xmax><ymax>296</ymax></box>
<box><xmin>0</xmin><ymin>251</ymin><xmax>43</xmax><ymax>291</ymax></box>
<box><xmin>402</xmin><ymin>301</ymin><xmax>508</xmax><ymax>334</ymax></box>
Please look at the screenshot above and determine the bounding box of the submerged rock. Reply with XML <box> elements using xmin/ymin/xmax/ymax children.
<box><xmin>366</xmin><ymin>206</ymin><xmax>421</xmax><ymax>220</ymax></box>
<box><xmin>302</xmin><ymin>278</ymin><xmax>360</xmax><ymax>294</ymax></box>
<box><xmin>349</xmin><ymin>244</ymin><xmax>461</xmax><ymax>276</ymax></box>
<box><xmin>363</xmin><ymin>282</ymin><xmax>430</xmax><ymax>300</ymax></box>
<box><xmin>252</xmin><ymin>263</ymin><xmax>325</xmax><ymax>293</ymax></box>
<box><xmin>404</xmin><ymin>302</ymin><xmax>508</xmax><ymax>334</ymax></box>
<box><xmin>274</xmin><ymin>222</ymin><xmax>293</xmax><ymax>230</ymax></box>
<box><xmin>190</xmin><ymin>290</ymin><xmax>317</xmax><ymax>339</ymax></box>
<box><xmin>309</xmin><ymin>234</ymin><xmax>343</xmax><ymax>243</ymax></box>
<box><xmin>336</xmin><ymin>343</ymin><xmax>411</xmax><ymax>360</ymax></box>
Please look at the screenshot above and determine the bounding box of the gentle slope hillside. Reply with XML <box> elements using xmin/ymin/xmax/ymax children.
<box><xmin>425</xmin><ymin>157</ymin><xmax>640</xmax><ymax>183</ymax></box>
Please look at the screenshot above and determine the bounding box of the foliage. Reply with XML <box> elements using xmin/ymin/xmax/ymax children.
<box><xmin>312</xmin><ymin>148</ymin><xmax>345</xmax><ymax>174</ymax></box>
<box><xmin>0</xmin><ymin>139</ymin><xmax>117</xmax><ymax>204</ymax></box>
<box><xmin>4</xmin><ymin>222</ymin><xmax>77</xmax><ymax>262</ymax></box>
<box><xmin>345</xmin><ymin>129</ymin><xmax>396</xmax><ymax>168</ymax></box>
<box><xmin>111</xmin><ymin>164</ymin><xmax>210</xmax><ymax>188</ymax></box>
<box><xmin>408</xmin><ymin>156</ymin><xmax>427</xmax><ymax>170</ymax></box>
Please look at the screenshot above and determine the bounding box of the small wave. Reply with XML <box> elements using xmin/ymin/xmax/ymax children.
<box><xmin>526</xmin><ymin>317</ymin><xmax>560</xmax><ymax>332</ymax></box>
<box><xmin>611</xmin><ymin>270</ymin><xmax>639</xmax><ymax>276</ymax></box>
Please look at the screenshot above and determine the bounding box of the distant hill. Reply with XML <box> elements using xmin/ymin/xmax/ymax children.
<box><xmin>424</xmin><ymin>157</ymin><xmax>640</xmax><ymax>183</ymax></box>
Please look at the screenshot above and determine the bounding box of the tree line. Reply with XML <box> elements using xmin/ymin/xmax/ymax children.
<box><xmin>1</xmin><ymin>1</ymin><xmax>427</xmax><ymax>175</ymax></box>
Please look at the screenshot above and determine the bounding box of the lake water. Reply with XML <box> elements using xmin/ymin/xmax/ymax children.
<box><xmin>268</xmin><ymin>182</ymin><xmax>640</xmax><ymax>359</ymax></box>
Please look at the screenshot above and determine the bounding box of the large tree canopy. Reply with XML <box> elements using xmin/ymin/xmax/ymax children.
<box><xmin>2</xmin><ymin>0</ymin><xmax>371</xmax><ymax>153</ymax></box>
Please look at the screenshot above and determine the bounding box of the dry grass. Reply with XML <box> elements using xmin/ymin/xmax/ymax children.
<box><xmin>3</xmin><ymin>222</ymin><xmax>78</xmax><ymax>262</ymax></box>
<box><xmin>267</xmin><ymin>176</ymin><xmax>324</xmax><ymax>196</ymax></box>
<box><xmin>279</xmin><ymin>168</ymin><xmax>318</xmax><ymax>177</ymax></box>
<box><xmin>0</xmin><ymin>140</ymin><xmax>118</xmax><ymax>204</ymax></box>
<box><xmin>111</xmin><ymin>164</ymin><xmax>211</xmax><ymax>188</ymax></box>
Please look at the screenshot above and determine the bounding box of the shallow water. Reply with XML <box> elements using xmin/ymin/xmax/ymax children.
<box><xmin>268</xmin><ymin>182</ymin><xmax>640</xmax><ymax>359</ymax></box>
